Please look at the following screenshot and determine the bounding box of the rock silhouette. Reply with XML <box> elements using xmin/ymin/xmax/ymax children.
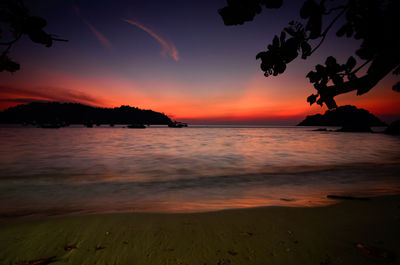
<box><xmin>385</xmin><ymin>120</ymin><xmax>400</xmax><ymax>135</ymax></box>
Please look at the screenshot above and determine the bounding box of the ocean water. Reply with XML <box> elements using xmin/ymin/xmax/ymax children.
<box><xmin>0</xmin><ymin>125</ymin><xmax>399</xmax><ymax>219</ymax></box>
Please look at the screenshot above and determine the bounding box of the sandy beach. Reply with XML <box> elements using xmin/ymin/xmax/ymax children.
<box><xmin>0</xmin><ymin>195</ymin><xmax>399</xmax><ymax>265</ymax></box>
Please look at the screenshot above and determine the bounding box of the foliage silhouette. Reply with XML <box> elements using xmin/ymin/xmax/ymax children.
<box><xmin>219</xmin><ymin>0</ymin><xmax>400</xmax><ymax>109</ymax></box>
<box><xmin>0</xmin><ymin>0</ymin><xmax>67</xmax><ymax>72</ymax></box>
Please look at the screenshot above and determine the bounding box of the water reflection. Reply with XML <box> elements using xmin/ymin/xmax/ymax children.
<box><xmin>0</xmin><ymin>126</ymin><xmax>399</xmax><ymax>219</ymax></box>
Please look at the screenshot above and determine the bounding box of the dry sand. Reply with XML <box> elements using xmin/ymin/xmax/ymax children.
<box><xmin>0</xmin><ymin>195</ymin><xmax>399</xmax><ymax>265</ymax></box>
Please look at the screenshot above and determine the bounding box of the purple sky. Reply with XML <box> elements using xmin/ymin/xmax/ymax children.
<box><xmin>1</xmin><ymin>0</ymin><xmax>399</xmax><ymax>124</ymax></box>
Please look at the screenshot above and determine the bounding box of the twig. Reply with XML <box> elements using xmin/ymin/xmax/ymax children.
<box><xmin>351</xmin><ymin>58</ymin><xmax>372</xmax><ymax>74</ymax></box>
<box><xmin>324</xmin><ymin>5</ymin><xmax>347</xmax><ymax>15</ymax></box>
<box><xmin>310</xmin><ymin>7</ymin><xmax>348</xmax><ymax>55</ymax></box>
<box><xmin>1</xmin><ymin>33</ymin><xmax>23</xmax><ymax>56</ymax></box>
<box><xmin>52</xmin><ymin>38</ymin><xmax>69</xmax><ymax>42</ymax></box>
<box><xmin>0</xmin><ymin>34</ymin><xmax>23</xmax><ymax>47</ymax></box>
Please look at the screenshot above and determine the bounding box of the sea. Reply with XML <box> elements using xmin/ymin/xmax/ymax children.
<box><xmin>0</xmin><ymin>125</ymin><xmax>399</xmax><ymax>219</ymax></box>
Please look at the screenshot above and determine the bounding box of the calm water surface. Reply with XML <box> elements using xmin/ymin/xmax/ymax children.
<box><xmin>0</xmin><ymin>125</ymin><xmax>399</xmax><ymax>219</ymax></box>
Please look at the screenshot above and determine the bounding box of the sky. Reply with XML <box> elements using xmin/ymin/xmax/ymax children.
<box><xmin>1</xmin><ymin>0</ymin><xmax>399</xmax><ymax>124</ymax></box>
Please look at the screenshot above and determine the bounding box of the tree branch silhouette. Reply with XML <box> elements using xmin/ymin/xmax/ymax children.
<box><xmin>0</xmin><ymin>0</ymin><xmax>67</xmax><ymax>73</ymax></box>
<box><xmin>308</xmin><ymin>6</ymin><xmax>347</xmax><ymax>55</ymax></box>
<box><xmin>219</xmin><ymin>0</ymin><xmax>400</xmax><ymax>109</ymax></box>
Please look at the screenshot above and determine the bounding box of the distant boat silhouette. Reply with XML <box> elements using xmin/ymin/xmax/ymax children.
<box><xmin>168</xmin><ymin>121</ymin><xmax>188</xmax><ymax>128</ymax></box>
<box><xmin>127</xmin><ymin>124</ymin><xmax>146</xmax><ymax>129</ymax></box>
<box><xmin>39</xmin><ymin>123</ymin><xmax>61</xmax><ymax>129</ymax></box>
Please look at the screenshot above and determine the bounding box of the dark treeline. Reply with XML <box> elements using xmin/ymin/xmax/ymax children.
<box><xmin>0</xmin><ymin>102</ymin><xmax>172</xmax><ymax>125</ymax></box>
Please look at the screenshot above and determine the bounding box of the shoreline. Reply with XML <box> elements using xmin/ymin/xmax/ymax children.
<box><xmin>2</xmin><ymin>190</ymin><xmax>399</xmax><ymax>223</ymax></box>
<box><xmin>1</xmin><ymin>194</ymin><xmax>399</xmax><ymax>265</ymax></box>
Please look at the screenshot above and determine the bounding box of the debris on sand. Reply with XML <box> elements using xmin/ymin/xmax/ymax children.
<box><xmin>356</xmin><ymin>243</ymin><xmax>394</xmax><ymax>260</ymax></box>
<box><xmin>15</xmin><ymin>256</ymin><xmax>57</xmax><ymax>265</ymax></box>
<box><xmin>217</xmin><ymin>258</ymin><xmax>231</xmax><ymax>265</ymax></box>
<box><xmin>95</xmin><ymin>245</ymin><xmax>105</xmax><ymax>251</ymax></box>
<box><xmin>227</xmin><ymin>250</ymin><xmax>238</xmax><ymax>256</ymax></box>
<box><xmin>64</xmin><ymin>245</ymin><xmax>77</xmax><ymax>251</ymax></box>
<box><xmin>280</xmin><ymin>198</ymin><xmax>295</xmax><ymax>202</ymax></box>
<box><xmin>327</xmin><ymin>195</ymin><xmax>370</xmax><ymax>201</ymax></box>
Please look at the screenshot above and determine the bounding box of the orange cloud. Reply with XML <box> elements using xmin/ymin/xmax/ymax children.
<box><xmin>123</xmin><ymin>19</ymin><xmax>179</xmax><ymax>61</ymax></box>
<box><xmin>0</xmin><ymin>85</ymin><xmax>105</xmax><ymax>110</ymax></box>
<box><xmin>73</xmin><ymin>5</ymin><xmax>112</xmax><ymax>51</ymax></box>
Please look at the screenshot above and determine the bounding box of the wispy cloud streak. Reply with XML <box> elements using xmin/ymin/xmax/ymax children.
<box><xmin>123</xmin><ymin>19</ymin><xmax>179</xmax><ymax>61</ymax></box>
<box><xmin>0</xmin><ymin>85</ymin><xmax>104</xmax><ymax>107</ymax></box>
<box><xmin>73</xmin><ymin>5</ymin><xmax>112</xmax><ymax>51</ymax></box>
<box><xmin>85</xmin><ymin>23</ymin><xmax>113</xmax><ymax>50</ymax></box>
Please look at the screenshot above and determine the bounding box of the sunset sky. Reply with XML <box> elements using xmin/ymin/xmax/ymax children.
<box><xmin>1</xmin><ymin>0</ymin><xmax>399</xmax><ymax>124</ymax></box>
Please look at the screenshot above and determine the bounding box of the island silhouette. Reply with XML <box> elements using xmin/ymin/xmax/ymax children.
<box><xmin>0</xmin><ymin>102</ymin><xmax>173</xmax><ymax>127</ymax></box>
<box><xmin>298</xmin><ymin>105</ymin><xmax>386</xmax><ymax>132</ymax></box>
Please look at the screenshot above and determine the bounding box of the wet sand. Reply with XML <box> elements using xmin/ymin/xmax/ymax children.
<box><xmin>0</xmin><ymin>195</ymin><xmax>399</xmax><ymax>265</ymax></box>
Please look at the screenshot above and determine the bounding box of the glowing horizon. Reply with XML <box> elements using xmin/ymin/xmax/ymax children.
<box><xmin>1</xmin><ymin>65</ymin><xmax>399</xmax><ymax>124</ymax></box>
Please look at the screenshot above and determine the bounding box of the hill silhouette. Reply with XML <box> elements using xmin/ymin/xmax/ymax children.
<box><xmin>0</xmin><ymin>102</ymin><xmax>172</xmax><ymax>125</ymax></box>
<box><xmin>298</xmin><ymin>105</ymin><xmax>386</xmax><ymax>128</ymax></box>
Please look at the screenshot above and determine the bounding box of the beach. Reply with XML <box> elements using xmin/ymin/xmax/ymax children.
<box><xmin>1</xmin><ymin>126</ymin><xmax>399</xmax><ymax>264</ymax></box>
<box><xmin>1</xmin><ymin>195</ymin><xmax>399</xmax><ymax>265</ymax></box>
